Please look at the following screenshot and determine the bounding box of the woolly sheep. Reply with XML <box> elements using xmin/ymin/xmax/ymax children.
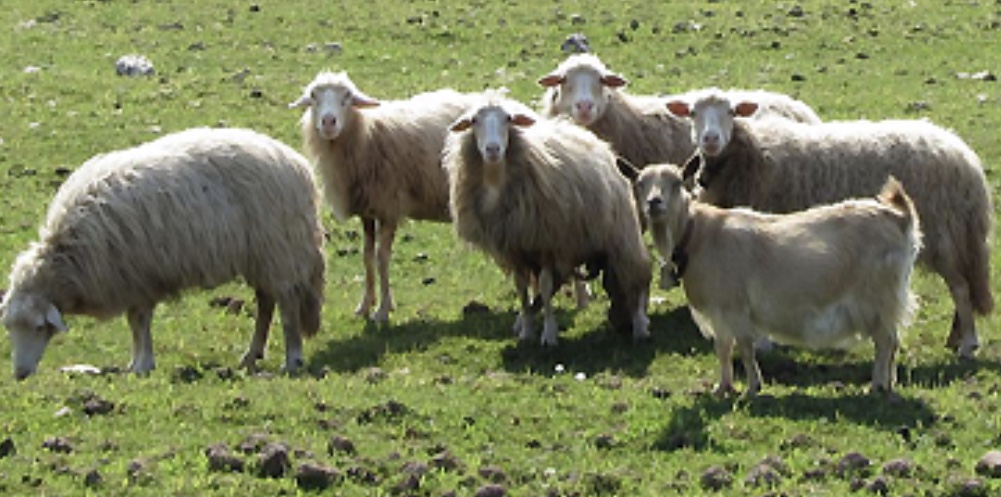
<box><xmin>635</xmin><ymin>164</ymin><xmax>921</xmax><ymax>395</ymax></box>
<box><xmin>290</xmin><ymin>71</ymin><xmax>485</xmax><ymax>322</ymax></box>
<box><xmin>537</xmin><ymin>53</ymin><xmax>821</xmax><ymax>168</ymax></box>
<box><xmin>442</xmin><ymin>93</ymin><xmax>651</xmax><ymax>345</ymax></box>
<box><xmin>667</xmin><ymin>89</ymin><xmax>993</xmax><ymax>357</ymax></box>
<box><xmin>1</xmin><ymin>127</ymin><xmax>325</xmax><ymax>379</ymax></box>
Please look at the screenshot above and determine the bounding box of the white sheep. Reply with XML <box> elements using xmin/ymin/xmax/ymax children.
<box><xmin>538</xmin><ymin>53</ymin><xmax>821</xmax><ymax>168</ymax></box>
<box><xmin>667</xmin><ymin>89</ymin><xmax>994</xmax><ymax>358</ymax></box>
<box><xmin>1</xmin><ymin>127</ymin><xmax>326</xmax><ymax>379</ymax></box>
<box><xmin>442</xmin><ymin>93</ymin><xmax>651</xmax><ymax>345</ymax></box>
<box><xmin>290</xmin><ymin>71</ymin><xmax>485</xmax><ymax>322</ymax></box>
<box><xmin>635</xmin><ymin>164</ymin><xmax>921</xmax><ymax>395</ymax></box>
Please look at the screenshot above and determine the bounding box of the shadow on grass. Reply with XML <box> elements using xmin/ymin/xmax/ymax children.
<box><xmin>309</xmin><ymin>301</ymin><xmax>709</xmax><ymax>376</ymax></box>
<box><xmin>652</xmin><ymin>390</ymin><xmax>939</xmax><ymax>454</ymax></box>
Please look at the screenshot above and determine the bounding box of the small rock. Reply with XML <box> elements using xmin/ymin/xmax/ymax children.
<box><xmin>837</xmin><ymin>452</ymin><xmax>871</xmax><ymax>478</ymax></box>
<box><xmin>882</xmin><ymin>458</ymin><xmax>915</xmax><ymax>477</ymax></box>
<box><xmin>249</xmin><ymin>4</ymin><xmax>261</xmax><ymax>12</ymax></box>
<box><xmin>788</xmin><ymin>5</ymin><xmax>805</xmax><ymax>17</ymax></box>
<box><xmin>867</xmin><ymin>475</ymin><xmax>890</xmax><ymax>495</ymax></box>
<box><xmin>83</xmin><ymin>397</ymin><xmax>115</xmax><ymax>416</ymax></box>
<box><xmin>745</xmin><ymin>462</ymin><xmax>782</xmax><ymax>488</ymax></box>
<box><xmin>594</xmin><ymin>434</ymin><xmax>616</xmax><ymax>450</ymax></box>
<box><xmin>0</xmin><ymin>437</ymin><xmax>16</xmax><ymax>458</ymax></box>
<box><xmin>394</xmin><ymin>473</ymin><xmax>421</xmax><ymax>492</ymax></box>
<box><xmin>421</xmin><ymin>276</ymin><xmax>436</xmax><ymax>286</ymax></box>
<box><xmin>327</xmin><ymin>435</ymin><xmax>356</xmax><ymax>455</ymax></box>
<box><xmin>478</xmin><ymin>465</ymin><xmax>507</xmax><ymax>483</ymax></box>
<box><xmin>780</xmin><ymin>433</ymin><xmax>814</xmax><ymax>450</ymax></box>
<box><xmin>205</xmin><ymin>443</ymin><xmax>245</xmax><ymax>473</ymax></box>
<box><xmin>949</xmin><ymin>477</ymin><xmax>988</xmax><ymax>497</ymax></box>
<box><xmin>172</xmin><ymin>365</ymin><xmax>203</xmax><ymax>383</ymax></box>
<box><xmin>474</xmin><ymin>484</ymin><xmax>506</xmax><ymax>497</ymax></box>
<box><xmin>83</xmin><ymin>469</ymin><xmax>102</xmax><ymax>487</ymax></box>
<box><xmin>324</xmin><ymin>42</ymin><xmax>343</xmax><ymax>53</ymax></box>
<box><xmin>791</xmin><ymin>73</ymin><xmax>806</xmax><ymax>82</ymax></box>
<box><xmin>238</xmin><ymin>433</ymin><xmax>270</xmax><ymax>454</ymax></box>
<box><xmin>975</xmin><ymin>450</ymin><xmax>1001</xmax><ymax>478</ymax></box>
<box><xmin>570</xmin><ymin>14</ymin><xmax>585</xmax><ymax>25</ymax></box>
<box><xmin>561</xmin><ymin>33</ymin><xmax>590</xmax><ymax>54</ymax></box>
<box><xmin>115</xmin><ymin>54</ymin><xmax>155</xmax><ymax>77</ymax></box>
<box><xmin>42</xmin><ymin>437</ymin><xmax>73</xmax><ymax>454</ymax></box>
<box><xmin>700</xmin><ymin>465</ymin><xmax>733</xmax><ymax>490</ymax></box>
<box><xmin>347</xmin><ymin>465</ymin><xmax>379</xmax><ymax>485</ymax></box>
<box><xmin>295</xmin><ymin>462</ymin><xmax>341</xmax><ymax>490</ymax></box>
<box><xmin>256</xmin><ymin>443</ymin><xmax>291</xmax><ymax>478</ymax></box>
<box><xmin>462</xmin><ymin>300</ymin><xmax>491</xmax><ymax>315</ymax></box>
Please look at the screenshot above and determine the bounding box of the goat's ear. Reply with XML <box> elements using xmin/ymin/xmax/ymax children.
<box><xmin>449</xmin><ymin>117</ymin><xmax>473</xmax><ymax>133</ymax></box>
<box><xmin>681</xmin><ymin>154</ymin><xmax>703</xmax><ymax>189</ymax></box>
<box><xmin>287</xmin><ymin>95</ymin><xmax>314</xmax><ymax>109</ymax></box>
<box><xmin>733</xmin><ymin>101</ymin><xmax>758</xmax><ymax>117</ymax></box>
<box><xmin>600</xmin><ymin>73</ymin><xmax>628</xmax><ymax>88</ymax></box>
<box><xmin>45</xmin><ymin>304</ymin><xmax>67</xmax><ymax>333</ymax></box>
<box><xmin>350</xmin><ymin>91</ymin><xmax>381</xmax><ymax>109</ymax></box>
<box><xmin>665</xmin><ymin>100</ymin><xmax>691</xmax><ymax>117</ymax></box>
<box><xmin>616</xmin><ymin>157</ymin><xmax>640</xmax><ymax>182</ymax></box>
<box><xmin>510</xmin><ymin>113</ymin><xmax>536</xmax><ymax>127</ymax></box>
<box><xmin>537</xmin><ymin>74</ymin><xmax>564</xmax><ymax>88</ymax></box>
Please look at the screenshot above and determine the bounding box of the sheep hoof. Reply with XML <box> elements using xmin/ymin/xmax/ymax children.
<box><xmin>239</xmin><ymin>351</ymin><xmax>263</xmax><ymax>369</ymax></box>
<box><xmin>712</xmin><ymin>383</ymin><xmax>738</xmax><ymax>398</ymax></box>
<box><xmin>371</xmin><ymin>309</ymin><xmax>390</xmax><ymax>323</ymax></box>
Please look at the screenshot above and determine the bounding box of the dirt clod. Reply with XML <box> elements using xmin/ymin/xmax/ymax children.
<box><xmin>475</xmin><ymin>484</ymin><xmax>507</xmax><ymax>497</ymax></box>
<box><xmin>700</xmin><ymin>465</ymin><xmax>733</xmax><ymax>490</ymax></box>
<box><xmin>42</xmin><ymin>437</ymin><xmax>73</xmax><ymax>454</ymax></box>
<box><xmin>976</xmin><ymin>450</ymin><xmax>1001</xmax><ymax>478</ymax></box>
<box><xmin>0</xmin><ymin>437</ymin><xmax>15</xmax><ymax>458</ymax></box>
<box><xmin>478</xmin><ymin>465</ymin><xmax>507</xmax><ymax>483</ymax></box>
<box><xmin>837</xmin><ymin>452</ymin><xmax>872</xmax><ymax>478</ymax></box>
<box><xmin>83</xmin><ymin>469</ymin><xmax>102</xmax><ymax>487</ymax></box>
<box><xmin>328</xmin><ymin>435</ymin><xmax>356</xmax><ymax>456</ymax></box>
<box><xmin>83</xmin><ymin>397</ymin><xmax>115</xmax><ymax>416</ymax></box>
<box><xmin>205</xmin><ymin>443</ymin><xmax>245</xmax><ymax>473</ymax></box>
<box><xmin>256</xmin><ymin>442</ymin><xmax>291</xmax><ymax>478</ymax></box>
<box><xmin>295</xmin><ymin>462</ymin><xmax>341</xmax><ymax>490</ymax></box>
<box><xmin>882</xmin><ymin>458</ymin><xmax>916</xmax><ymax>477</ymax></box>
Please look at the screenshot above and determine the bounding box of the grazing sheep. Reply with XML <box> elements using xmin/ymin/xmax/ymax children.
<box><xmin>635</xmin><ymin>164</ymin><xmax>921</xmax><ymax>395</ymax></box>
<box><xmin>668</xmin><ymin>89</ymin><xmax>993</xmax><ymax>358</ymax></box>
<box><xmin>537</xmin><ymin>53</ymin><xmax>821</xmax><ymax>168</ymax></box>
<box><xmin>1</xmin><ymin>128</ymin><xmax>325</xmax><ymax>379</ymax></box>
<box><xmin>442</xmin><ymin>93</ymin><xmax>651</xmax><ymax>345</ymax></box>
<box><xmin>290</xmin><ymin>71</ymin><xmax>485</xmax><ymax>322</ymax></box>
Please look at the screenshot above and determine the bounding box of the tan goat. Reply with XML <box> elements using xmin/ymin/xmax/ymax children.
<box><xmin>633</xmin><ymin>164</ymin><xmax>921</xmax><ymax>395</ymax></box>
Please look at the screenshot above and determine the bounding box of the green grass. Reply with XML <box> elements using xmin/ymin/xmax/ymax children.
<box><xmin>2</xmin><ymin>0</ymin><xmax>1001</xmax><ymax>495</ymax></box>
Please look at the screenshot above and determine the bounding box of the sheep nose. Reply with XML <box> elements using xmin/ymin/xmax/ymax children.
<box><xmin>321</xmin><ymin>115</ymin><xmax>337</xmax><ymax>128</ymax></box>
<box><xmin>484</xmin><ymin>143</ymin><xmax>501</xmax><ymax>158</ymax></box>
<box><xmin>576</xmin><ymin>101</ymin><xmax>593</xmax><ymax>112</ymax></box>
<box><xmin>702</xmin><ymin>131</ymin><xmax>720</xmax><ymax>146</ymax></box>
<box><xmin>647</xmin><ymin>197</ymin><xmax>664</xmax><ymax>210</ymax></box>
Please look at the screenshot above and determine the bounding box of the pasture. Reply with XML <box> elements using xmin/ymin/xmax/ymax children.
<box><xmin>1</xmin><ymin>0</ymin><xmax>1000</xmax><ymax>494</ymax></box>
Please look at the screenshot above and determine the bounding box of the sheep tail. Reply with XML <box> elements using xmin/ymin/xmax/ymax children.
<box><xmin>967</xmin><ymin>237</ymin><xmax>995</xmax><ymax>315</ymax></box>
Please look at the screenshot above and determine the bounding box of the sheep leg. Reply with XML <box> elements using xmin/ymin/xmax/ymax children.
<box><xmin>539</xmin><ymin>267</ymin><xmax>560</xmax><ymax>346</ymax></box>
<box><xmin>355</xmin><ymin>217</ymin><xmax>377</xmax><ymax>318</ymax></box>
<box><xmin>277</xmin><ymin>294</ymin><xmax>305</xmax><ymax>373</ymax></box>
<box><xmin>632</xmin><ymin>288</ymin><xmax>651</xmax><ymax>341</ymax></box>
<box><xmin>372</xmin><ymin>219</ymin><xmax>397</xmax><ymax>322</ymax></box>
<box><xmin>126</xmin><ymin>305</ymin><xmax>156</xmax><ymax>374</ymax></box>
<box><xmin>514</xmin><ymin>270</ymin><xmax>534</xmax><ymax>340</ymax></box>
<box><xmin>241</xmin><ymin>289</ymin><xmax>274</xmax><ymax>369</ymax></box>
<box><xmin>946</xmin><ymin>280</ymin><xmax>978</xmax><ymax>358</ymax></box>
<box><xmin>871</xmin><ymin>324</ymin><xmax>899</xmax><ymax>392</ymax></box>
<box><xmin>713</xmin><ymin>334</ymin><xmax>737</xmax><ymax>396</ymax></box>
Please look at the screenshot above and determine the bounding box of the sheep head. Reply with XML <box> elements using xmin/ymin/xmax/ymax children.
<box><xmin>537</xmin><ymin>54</ymin><xmax>627</xmax><ymax>126</ymax></box>
<box><xmin>666</xmin><ymin>89</ymin><xmax>758</xmax><ymax>157</ymax></box>
<box><xmin>449</xmin><ymin>101</ymin><xmax>536</xmax><ymax>166</ymax></box>
<box><xmin>289</xmin><ymin>71</ymin><xmax>380</xmax><ymax>141</ymax></box>
<box><xmin>2</xmin><ymin>290</ymin><xmax>67</xmax><ymax>380</ymax></box>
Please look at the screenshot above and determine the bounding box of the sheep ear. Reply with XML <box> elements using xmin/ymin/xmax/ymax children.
<box><xmin>510</xmin><ymin>114</ymin><xmax>536</xmax><ymax>127</ymax></box>
<box><xmin>287</xmin><ymin>95</ymin><xmax>314</xmax><ymax>109</ymax></box>
<box><xmin>733</xmin><ymin>102</ymin><xmax>758</xmax><ymax>117</ymax></box>
<box><xmin>600</xmin><ymin>74</ymin><xmax>628</xmax><ymax>88</ymax></box>
<box><xmin>665</xmin><ymin>101</ymin><xmax>691</xmax><ymax>117</ymax></box>
<box><xmin>537</xmin><ymin>74</ymin><xmax>564</xmax><ymax>87</ymax></box>
<box><xmin>45</xmin><ymin>304</ymin><xmax>67</xmax><ymax>333</ymax></box>
<box><xmin>450</xmin><ymin>117</ymin><xmax>473</xmax><ymax>133</ymax></box>
<box><xmin>681</xmin><ymin>154</ymin><xmax>703</xmax><ymax>190</ymax></box>
<box><xmin>616</xmin><ymin>157</ymin><xmax>640</xmax><ymax>182</ymax></box>
<box><xmin>351</xmin><ymin>91</ymin><xmax>381</xmax><ymax>108</ymax></box>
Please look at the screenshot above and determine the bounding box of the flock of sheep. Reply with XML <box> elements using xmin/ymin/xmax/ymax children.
<box><xmin>0</xmin><ymin>52</ymin><xmax>994</xmax><ymax>396</ymax></box>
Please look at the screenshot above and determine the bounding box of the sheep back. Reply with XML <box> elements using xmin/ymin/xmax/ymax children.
<box><xmin>303</xmin><ymin>89</ymin><xmax>483</xmax><ymax>223</ymax></box>
<box><xmin>14</xmin><ymin>127</ymin><xmax>325</xmax><ymax>323</ymax></box>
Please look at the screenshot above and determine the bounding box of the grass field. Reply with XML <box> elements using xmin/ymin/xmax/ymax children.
<box><xmin>2</xmin><ymin>1</ymin><xmax>1001</xmax><ymax>495</ymax></box>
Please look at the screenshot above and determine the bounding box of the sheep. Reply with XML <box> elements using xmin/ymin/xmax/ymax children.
<box><xmin>667</xmin><ymin>89</ymin><xmax>994</xmax><ymax>358</ymax></box>
<box><xmin>0</xmin><ymin>127</ymin><xmax>326</xmax><ymax>379</ymax></box>
<box><xmin>634</xmin><ymin>164</ymin><xmax>921</xmax><ymax>395</ymax></box>
<box><xmin>537</xmin><ymin>53</ymin><xmax>821</xmax><ymax>169</ymax></box>
<box><xmin>442</xmin><ymin>92</ymin><xmax>651</xmax><ymax>345</ymax></box>
<box><xmin>290</xmin><ymin>71</ymin><xmax>488</xmax><ymax>322</ymax></box>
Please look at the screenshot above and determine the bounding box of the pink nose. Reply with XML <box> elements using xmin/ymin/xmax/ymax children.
<box><xmin>576</xmin><ymin>101</ymin><xmax>593</xmax><ymax>113</ymax></box>
<box><xmin>321</xmin><ymin>115</ymin><xmax>337</xmax><ymax>129</ymax></box>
